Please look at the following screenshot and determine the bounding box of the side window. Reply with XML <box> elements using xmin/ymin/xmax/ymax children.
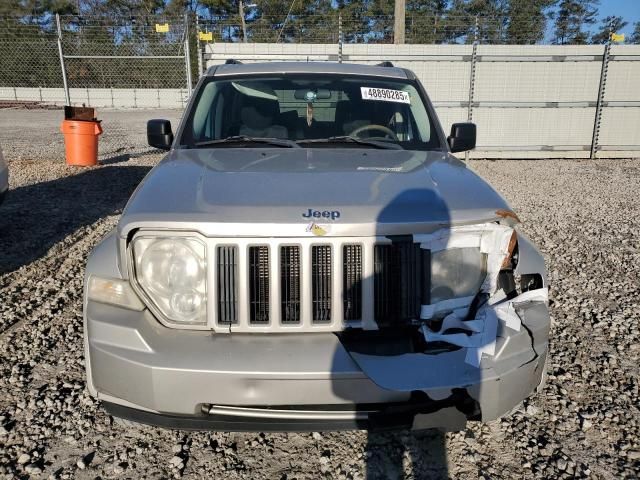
<box><xmin>191</xmin><ymin>82</ymin><xmax>220</xmax><ymax>141</ymax></box>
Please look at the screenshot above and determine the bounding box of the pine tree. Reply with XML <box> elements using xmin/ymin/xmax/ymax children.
<box><xmin>630</xmin><ymin>22</ymin><xmax>640</xmax><ymax>44</ymax></box>
<box><xmin>554</xmin><ymin>0</ymin><xmax>599</xmax><ymax>45</ymax></box>
<box><xmin>591</xmin><ymin>15</ymin><xmax>627</xmax><ymax>44</ymax></box>
<box><xmin>507</xmin><ymin>0</ymin><xmax>555</xmax><ymax>44</ymax></box>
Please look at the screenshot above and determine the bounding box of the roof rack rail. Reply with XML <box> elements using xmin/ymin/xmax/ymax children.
<box><xmin>225</xmin><ymin>59</ymin><xmax>243</xmax><ymax>65</ymax></box>
<box><xmin>377</xmin><ymin>61</ymin><xmax>394</xmax><ymax>67</ymax></box>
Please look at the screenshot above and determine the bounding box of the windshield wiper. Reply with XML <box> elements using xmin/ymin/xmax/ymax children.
<box><xmin>298</xmin><ymin>136</ymin><xmax>402</xmax><ymax>150</ymax></box>
<box><xmin>194</xmin><ymin>135</ymin><xmax>299</xmax><ymax>148</ymax></box>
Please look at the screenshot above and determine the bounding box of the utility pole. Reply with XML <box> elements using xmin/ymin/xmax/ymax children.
<box><xmin>239</xmin><ymin>0</ymin><xmax>248</xmax><ymax>43</ymax></box>
<box><xmin>394</xmin><ymin>0</ymin><xmax>405</xmax><ymax>44</ymax></box>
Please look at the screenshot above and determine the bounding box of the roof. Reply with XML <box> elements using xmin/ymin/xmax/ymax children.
<box><xmin>206</xmin><ymin>61</ymin><xmax>410</xmax><ymax>80</ymax></box>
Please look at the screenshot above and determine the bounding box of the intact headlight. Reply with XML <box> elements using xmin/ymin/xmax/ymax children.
<box><xmin>431</xmin><ymin>247</ymin><xmax>487</xmax><ymax>304</ymax></box>
<box><xmin>131</xmin><ymin>236</ymin><xmax>207</xmax><ymax>326</ymax></box>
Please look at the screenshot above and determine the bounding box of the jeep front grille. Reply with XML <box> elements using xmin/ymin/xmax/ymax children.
<box><xmin>212</xmin><ymin>237</ymin><xmax>426</xmax><ymax>332</ymax></box>
<box><xmin>249</xmin><ymin>246</ymin><xmax>270</xmax><ymax>324</ymax></box>
<box><xmin>280</xmin><ymin>246</ymin><xmax>301</xmax><ymax>324</ymax></box>
<box><xmin>312</xmin><ymin>246</ymin><xmax>332</xmax><ymax>323</ymax></box>
<box><xmin>374</xmin><ymin>240</ymin><xmax>425</xmax><ymax>326</ymax></box>
<box><xmin>217</xmin><ymin>246</ymin><xmax>238</xmax><ymax>325</ymax></box>
<box><xmin>343</xmin><ymin>244</ymin><xmax>362</xmax><ymax>321</ymax></box>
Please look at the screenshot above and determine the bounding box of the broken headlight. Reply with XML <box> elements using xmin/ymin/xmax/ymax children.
<box><xmin>430</xmin><ymin>247</ymin><xmax>487</xmax><ymax>304</ymax></box>
<box><xmin>131</xmin><ymin>235</ymin><xmax>207</xmax><ymax>326</ymax></box>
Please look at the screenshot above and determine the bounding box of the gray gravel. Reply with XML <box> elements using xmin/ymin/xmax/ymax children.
<box><xmin>0</xmin><ymin>110</ymin><xmax>639</xmax><ymax>478</ymax></box>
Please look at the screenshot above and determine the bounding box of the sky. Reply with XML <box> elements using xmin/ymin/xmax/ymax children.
<box><xmin>595</xmin><ymin>0</ymin><xmax>640</xmax><ymax>35</ymax></box>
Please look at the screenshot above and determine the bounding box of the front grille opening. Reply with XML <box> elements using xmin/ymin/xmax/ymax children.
<box><xmin>249</xmin><ymin>246</ymin><xmax>270</xmax><ymax>324</ymax></box>
<box><xmin>280</xmin><ymin>246</ymin><xmax>301</xmax><ymax>324</ymax></box>
<box><xmin>217</xmin><ymin>246</ymin><xmax>238</xmax><ymax>325</ymax></box>
<box><xmin>374</xmin><ymin>241</ymin><xmax>426</xmax><ymax>326</ymax></box>
<box><xmin>312</xmin><ymin>245</ymin><xmax>332</xmax><ymax>323</ymax></box>
<box><xmin>343</xmin><ymin>244</ymin><xmax>362</xmax><ymax>321</ymax></box>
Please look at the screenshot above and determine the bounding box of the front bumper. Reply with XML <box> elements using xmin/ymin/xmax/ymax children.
<box><xmin>85</xmin><ymin>296</ymin><xmax>549</xmax><ymax>431</ymax></box>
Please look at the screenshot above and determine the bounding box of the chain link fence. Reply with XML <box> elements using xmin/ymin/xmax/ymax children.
<box><xmin>0</xmin><ymin>12</ymin><xmax>638</xmax><ymax>160</ymax></box>
<box><xmin>0</xmin><ymin>14</ymin><xmax>192</xmax><ymax>109</ymax></box>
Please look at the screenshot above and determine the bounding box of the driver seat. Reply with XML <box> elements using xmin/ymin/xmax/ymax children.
<box><xmin>334</xmin><ymin>100</ymin><xmax>372</xmax><ymax>136</ymax></box>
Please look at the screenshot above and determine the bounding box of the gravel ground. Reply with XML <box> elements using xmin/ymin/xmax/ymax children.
<box><xmin>0</xmin><ymin>109</ymin><xmax>639</xmax><ymax>479</ymax></box>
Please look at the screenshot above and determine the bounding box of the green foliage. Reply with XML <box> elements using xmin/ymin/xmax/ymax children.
<box><xmin>507</xmin><ymin>0</ymin><xmax>555</xmax><ymax>44</ymax></box>
<box><xmin>553</xmin><ymin>0</ymin><xmax>599</xmax><ymax>45</ymax></box>
<box><xmin>591</xmin><ymin>15</ymin><xmax>627</xmax><ymax>44</ymax></box>
<box><xmin>630</xmin><ymin>22</ymin><xmax>640</xmax><ymax>44</ymax></box>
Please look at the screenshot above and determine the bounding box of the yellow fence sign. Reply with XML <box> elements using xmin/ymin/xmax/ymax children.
<box><xmin>611</xmin><ymin>33</ymin><xmax>625</xmax><ymax>42</ymax></box>
<box><xmin>155</xmin><ymin>23</ymin><xmax>169</xmax><ymax>33</ymax></box>
<box><xmin>199</xmin><ymin>31</ymin><xmax>213</xmax><ymax>41</ymax></box>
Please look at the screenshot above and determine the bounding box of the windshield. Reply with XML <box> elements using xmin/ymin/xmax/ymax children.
<box><xmin>181</xmin><ymin>75</ymin><xmax>441</xmax><ymax>150</ymax></box>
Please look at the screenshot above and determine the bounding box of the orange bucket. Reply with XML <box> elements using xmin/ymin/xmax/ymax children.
<box><xmin>60</xmin><ymin>119</ymin><xmax>103</xmax><ymax>167</ymax></box>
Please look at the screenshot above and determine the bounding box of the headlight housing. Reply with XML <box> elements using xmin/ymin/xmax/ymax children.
<box><xmin>131</xmin><ymin>235</ymin><xmax>207</xmax><ymax>327</ymax></box>
<box><xmin>430</xmin><ymin>247</ymin><xmax>487</xmax><ymax>304</ymax></box>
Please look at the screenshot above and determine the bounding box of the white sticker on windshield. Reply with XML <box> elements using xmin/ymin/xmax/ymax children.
<box><xmin>361</xmin><ymin>87</ymin><xmax>410</xmax><ymax>104</ymax></box>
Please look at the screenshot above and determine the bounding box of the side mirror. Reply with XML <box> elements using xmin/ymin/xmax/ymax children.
<box><xmin>448</xmin><ymin>122</ymin><xmax>476</xmax><ymax>153</ymax></box>
<box><xmin>147</xmin><ymin>119</ymin><xmax>173</xmax><ymax>150</ymax></box>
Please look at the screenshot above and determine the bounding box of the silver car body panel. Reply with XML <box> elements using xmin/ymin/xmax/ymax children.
<box><xmin>117</xmin><ymin>149</ymin><xmax>509</xmax><ymax>238</ymax></box>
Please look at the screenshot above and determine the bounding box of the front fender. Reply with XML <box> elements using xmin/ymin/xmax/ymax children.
<box><xmin>515</xmin><ymin>231</ymin><xmax>547</xmax><ymax>286</ymax></box>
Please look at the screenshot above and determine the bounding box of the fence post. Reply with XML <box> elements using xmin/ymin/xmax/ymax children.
<box><xmin>338</xmin><ymin>14</ymin><xmax>343</xmax><ymax>63</ymax></box>
<box><xmin>465</xmin><ymin>15</ymin><xmax>479</xmax><ymax>161</ymax></box>
<box><xmin>184</xmin><ymin>14</ymin><xmax>193</xmax><ymax>97</ymax></box>
<box><xmin>591</xmin><ymin>31</ymin><xmax>612</xmax><ymax>159</ymax></box>
<box><xmin>56</xmin><ymin>13</ymin><xmax>71</xmax><ymax>106</ymax></box>
<box><xmin>196</xmin><ymin>15</ymin><xmax>203</xmax><ymax>77</ymax></box>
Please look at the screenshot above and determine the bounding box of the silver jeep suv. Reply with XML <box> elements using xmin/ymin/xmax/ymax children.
<box><xmin>83</xmin><ymin>61</ymin><xmax>549</xmax><ymax>431</ymax></box>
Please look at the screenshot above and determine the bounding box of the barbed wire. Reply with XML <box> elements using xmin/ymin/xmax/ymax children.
<box><xmin>0</xmin><ymin>12</ymin><xmax>627</xmax><ymax>91</ymax></box>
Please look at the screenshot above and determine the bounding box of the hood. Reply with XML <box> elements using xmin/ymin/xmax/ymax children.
<box><xmin>119</xmin><ymin>148</ymin><xmax>511</xmax><ymax>238</ymax></box>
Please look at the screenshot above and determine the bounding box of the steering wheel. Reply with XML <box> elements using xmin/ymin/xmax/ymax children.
<box><xmin>349</xmin><ymin>124</ymin><xmax>399</xmax><ymax>141</ymax></box>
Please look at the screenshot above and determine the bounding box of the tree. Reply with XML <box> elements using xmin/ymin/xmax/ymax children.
<box><xmin>507</xmin><ymin>0</ymin><xmax>555</xmax><ymax>44</ymax></box>
<box><xmin>591</xmin><ymin>15</ymin><xmax>627</xmax><ymax>44</ymax></box>
<box><xmin>443</xmin><ymin>0</ymin><xmax>510</xmax><ymax>44</ymax></box>
<box><xmin>629</xmin><ymin>22</ymin><xmax>640</xmax><ymax>44</ymax></box>
<box><xmin>405</xmin><ymin>0</ymin><xmax>450</xmax><ymax>44</ymax></box>
<box><xmin>554</xmin><ymin>0</ymin><xmax>599</xmax><ymax>45</ymax></box>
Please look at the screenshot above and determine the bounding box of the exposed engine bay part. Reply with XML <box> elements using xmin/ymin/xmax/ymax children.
<box><xmin>422</xmin><ymin>288</ymin><xmax>548</xmax><ymax>367</ymax></box>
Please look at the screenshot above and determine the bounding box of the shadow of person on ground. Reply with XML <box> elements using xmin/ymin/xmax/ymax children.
<box><xmin>364</xmin><ymin>429</ymin><xmax>448</xmax><ymax>479</ymax></box>
<box><xmin>0</xmin><ymin>163</ymin><xmax>151</xmax><ymax>275</ymax></box>
<box><xmin>328</xmin><ymin>186</ymin><xmax>456</xmax><ymax>479</ymax></box>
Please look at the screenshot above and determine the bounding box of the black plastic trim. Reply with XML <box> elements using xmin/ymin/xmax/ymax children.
<box><xmin>103</xmin><ymin>396</ymin><xmax>474</xmax><ymax>432</ymax></box>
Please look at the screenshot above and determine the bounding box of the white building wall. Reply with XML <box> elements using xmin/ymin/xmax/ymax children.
<box><xmin>204</xmin><ymin>43</ymin><xmax>640</xmax><ymax>158</ymax></box>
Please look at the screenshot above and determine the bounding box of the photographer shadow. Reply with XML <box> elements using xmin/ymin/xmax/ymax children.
<box><xmin>328</xmin><ymin>187</ymin><xmax>459</xmax><ymax>479</ymax></box>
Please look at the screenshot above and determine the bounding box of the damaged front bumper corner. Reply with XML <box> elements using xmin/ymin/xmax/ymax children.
<box><xmin>347</xmin><ymin>288</ymin><xmax>550</xmax><ymax>426</ymax></box>
<box><xmin>87</xmin><ymin>288</ymin><xmax>549</xmax><ymax>432</ymax></box>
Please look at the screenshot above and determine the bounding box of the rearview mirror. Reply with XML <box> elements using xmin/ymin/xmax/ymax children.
<box><xmin>448</xmin><ymin>122</ymin><xmax>476</xmax><ymax>153</ymax></box>
<box><xmin>294</xmin><ymin>89</ymin><xmax>332</xmax><ymax>101</ymax></box>
<box><xmin>147</xmin><ymin>119</ymin><xmax>173</xmax><ymax>150</ymax></box>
